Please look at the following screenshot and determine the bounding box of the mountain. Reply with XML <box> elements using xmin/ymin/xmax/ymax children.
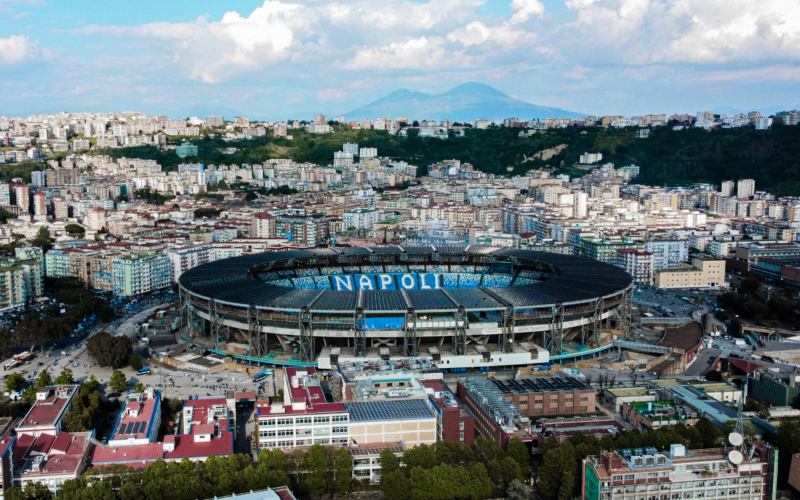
<box><xmin>343</xmin><ymin>82</ymin><xmax>582</xmax><ymax>122</ymax></box>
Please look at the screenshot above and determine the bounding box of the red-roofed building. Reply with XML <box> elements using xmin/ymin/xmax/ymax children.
<box><xmin>256</xmin><ymin>367</ymin><xmax>349</xmax><ymax>452</ymax></box>
<box><xmin>109</xmin><ymin>389</ymin><xmax>162</xmax><ymax>447</ymax></box>
<box><xmin>0</xmin><ymin>436</ymin><xmax>15</xmax><ymax>496</ymax></box>
<box><xmin>13</xmin><ymin>432</ymin><xmax>90</xmax><ymax>494</ymax></box>
<box><xmin>16</xmin><ymin>386</ymin><xmax>79</xmax><ymax>437</ymax></box>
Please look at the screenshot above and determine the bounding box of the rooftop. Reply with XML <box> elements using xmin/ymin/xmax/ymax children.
<box><xmin>111</xmin><ymin>389</ymin><xmax>161</xmax><ymax>442</ymax></box>
<box><xmin>18</xmin><ymin>385</ymin><xmax>79</xmax><ymax>431</ymax></box>
<box><xmin>345</xmin><ymin>399</ymin><xmax>435</xmax><ymax>422</ymax></box>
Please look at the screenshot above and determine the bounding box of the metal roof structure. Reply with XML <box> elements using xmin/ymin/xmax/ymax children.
<box><xmin>179</xmin><ymin>246</ymin><xmax>632</xmax><ymax>314</ymax></box>
<box><xmin>345</xmin><ymin>400</ymin><xmax>435</xmax><ymax>422</ymax></box>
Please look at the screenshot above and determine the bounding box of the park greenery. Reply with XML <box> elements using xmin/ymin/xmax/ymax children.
<box><xmin>379</xmin><ymin>437</ymin><xmax>531</xmax><ymax>500</ymax></box>
<box><xmin>86</xmin><ymin>332</ymin><xmax>132</xmax><ymax>369</ymax></box>
<box><xmin>87</xmin><ymin>124</ymin><xmax>800</xmax><ymax>194</ymax></box>
<box><xmin>716</xmin><ymin>276</ymin><xmax>799</xmax><ymax>329</ymax></box>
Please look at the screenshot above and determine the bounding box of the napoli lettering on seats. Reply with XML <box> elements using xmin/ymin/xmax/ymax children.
<box><xmin>330</xmin><ymin>273</ymin><xmax>442</xmax><ymax>291</ymax></box>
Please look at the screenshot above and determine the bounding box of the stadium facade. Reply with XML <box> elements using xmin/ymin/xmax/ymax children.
<box><xmin>178</xmin><ymin>246</ymin><xmax>634</xmax><ymax>370</ymax></box>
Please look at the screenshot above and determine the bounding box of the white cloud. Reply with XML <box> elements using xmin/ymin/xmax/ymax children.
<box><xmin>564</xmin><ymin>64</ymin><xmax>591</xmax><ymax>80</ymax></box>
<box><xmin>347</xmin><ymin>36</ymin><xmax>470</xmax><ymax>70</ymax></box>
<box><xmin>0</xmin><ymin>35</ymin><xmax>38</xmax><ymax>64</ymax></box>
<box><xmin>447</xmin><ymin>21</ymin><xmax>531</xmax><ymax>47</ymax></box>
<box><xmin>559</xmin><ymin>0</ymin><xmax>800</xmax><ymax>65</ymax></box>
<box><xmin>316</xmin><ymin>88</ymin><xmax>348</xmax><ymax>102</ymax></box>
<box><xmin>510</xmin><ymin>0</ymin><xmax>545</xmax><ymax>24</ymax></box>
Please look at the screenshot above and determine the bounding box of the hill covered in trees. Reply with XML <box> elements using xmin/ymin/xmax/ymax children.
<box><xmin>91</xmin><ymin>124</ymin><xmax>800</xmax><ymax>195</ymax></box>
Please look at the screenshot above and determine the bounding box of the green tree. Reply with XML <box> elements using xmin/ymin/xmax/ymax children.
<box><xmin>0</xmin><ymin>328</ymin><xmax>13</xmax><ymax>360</ymax></box>
<box><xmin>740</xmin><ymin>277</ymin><xmax>760</xmax><ymax>295</ymax></box>
<box><xmin>83</xmin><ymin>374</ymin><xmax>101</xmax><ymax>392</ymax></box>
<box><xmin>695</xmin><ymin>417</ymin><xmax>723</xmax><ymax>448</ymax></box>
<box><xmin>20</xmin><ymin>386</ymin><xmax>36</xmax><ymax>405</ymax></box>
<box><xmin>54</xmin><ymin>369</ymin><xmax>74</xmax><ymax>385</ymax></box>
<box><xmin>469</xmin><ymin>463</ymin><xmax>497</xmax><ymax>500</ymax></box>
<box><xmin>86</xmin><ymin>332</ymin><xmax>132</xmax><ymax>368</ymax></box>
<box><xmin>305</xmin><ymin>444</ymin><xmax>329</xmax><ymax>498</ymax></box>
<box><xmin>333</xmin><ymin>447</ymin><xmax>353</xmax><ymax>494</ymax></box>
<box><xmin>97</xmin><ymin>305</ymin><xmax>115</xmax><ymax>323</ymax></box>
<box><xmin>506</xmin><ymin>437</ymin><xmax>531</xmax><ymax>481</ymax></box>
<box><xmin>381</xmin><ymin>470</ymin><xmax>411</xmax><ymax>500</ymax></box>
<box><xmin>403</xmin><ymin>443</ymin><xmax>439</xmax><ymax>469</ymax></box>
<box><xmin>4</xmin><ymin>372</ymin><xmax>25</xmax><ymax>392</ymax></box>
<box><xmin>133</xmin><ymin>383</ymin><xmax>145</xmax><ymax>393</ymax></box>
<box><xmin>538</xmin><ymin>443</ymin><xmax>576</xmax><ymax>500</ymax></box>
<box><xmin>31</xmin><ymin>226</ymin><xmax>53</xmax><ymax>252</ymax></box>
<box><xmin>7</xmin><ymin>481</ymin><xmax>53</xmax><ymax>500</ymax></box>
<box><xmin>35</xmin><ymin>370</ymin><xmax>52</xmax><ymax>389</ymax></box>
<box><xmin>506</xmin><ymin>479</ymin><xmax>527</xmax><ymax>500</ymax></box>
<box><xmin>472</xmin><ymin>436</ymin><xmax>506</xmax><ymax>464</ymax></box>
<box><xmin>245</xmin><ymin>190</ymin><xmax>257</xmax><ymax>201</ymax></box>
<box><xmin>109</xmin><ymin>370</ymin><xmax>128</xmax><ymax>391</ymax></box>
<box><xmin>64</xmin><ymin>224</ymin><xmax>85</xmax><ymax>236</ymax></box>
<box><xmin>379</xmin><ymin>448</ymin><xmax>400</xmax><ymax>476</ymax></box>
<box><xmin>129</xmin><ymin>354</ymin><xmax>143</xmax><ymax>371</ymax></box>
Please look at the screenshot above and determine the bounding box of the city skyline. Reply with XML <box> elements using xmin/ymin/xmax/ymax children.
<box><xmin>1</xmin><ymin>0</ymin><xmax>799</xmax><ymax>118</ymax></box>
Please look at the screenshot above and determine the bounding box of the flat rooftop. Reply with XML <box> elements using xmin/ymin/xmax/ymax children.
<box><xmin>491</xmin><ymin>376</ymin><xmax>590</xmax><ymax>395</ymax></box>
<box><xmin>112</xmin><ymin>390</ymin><xmax>160</xmax><ymax>441</ymax></box>
<box><xmin>345</xmin><ymin>400</ymin><xmax>435</xmax><ymax>422</ymax></box>
<box><xmin>18</xmin><ymin>385</ymin><xmax>79</xmax><ymax>430</ymax></box>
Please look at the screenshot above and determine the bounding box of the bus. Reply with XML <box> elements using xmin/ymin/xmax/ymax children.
<box><xmin>254</xmin><ymin>370</ymin><xmax>273</xmax><ymax>383</ymax></box>
<box><xmin>3</xmin><ymin>359</ymin><xmax>19</xmax><ymax>371</ymax></box>
<box><xmin>137</xmin><ymin>368</ymin><xmax>151</xmax><ymax>376</ymax></box>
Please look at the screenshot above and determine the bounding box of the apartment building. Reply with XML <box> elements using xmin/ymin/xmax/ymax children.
<box><xmin>737</xmin><ymin>179</ymin><xmax>756</xmax><ymax>199</ymax></box>
<box><xmin>112</xmin><ymin>252</ymin><xmax>172</xmax><ymax>296</ymax></box>
<box><xmin>654</xmin><ymin>259</ymin><xmax>725</xmax><ymax>288</ymax></box>
<box><xmin>164</xmin><ymin>244</ymin><xmax>214</xmax><ymax>281</ymax></box>
<box><xmin>579</xmin><ymin>238</ymin><xmax>644</xmax><ymax>264</ymax></box>
<box><xmin>644</xmin><ymin>239</ymin><xmax>688</xmax><ymax>269</ymax></box>
<box><xmin>343</xmin><ymin>208</ymin><xmax>379</xmax><ymax>230</ymax></box>
<box><xmin>614</xmin><ymin>249</ymin><xmax>654</xmax><ymax>285</ymax></box>
<box><xmin>0</xmin><ymin>247</ymin><xmax>44</xmax><ymax>308</ymax></box>
<box><xmin>110</xmin><ymin>390</ymin><xmax>162</xmax><ymax>447</ymax></box>
<box><xmin>582</xmin><ymin>443</ymin><xmax>777</xmax><ymax>500</ymax></box>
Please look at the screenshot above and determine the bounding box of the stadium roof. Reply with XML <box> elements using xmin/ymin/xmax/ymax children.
<box><xmin>179</xmin><ymin>247</ymin><xmax>632</xmax><ymax>313</ymax></box>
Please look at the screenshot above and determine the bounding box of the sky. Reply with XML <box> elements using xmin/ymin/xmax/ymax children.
<box><xmin>1</xmin><ymin>0</ymin><xmax>799</xmax><ymax>119</ymax></box>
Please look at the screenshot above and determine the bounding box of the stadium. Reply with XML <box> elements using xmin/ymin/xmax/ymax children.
<box><xmin>177</xmin><ymin>246</ymin><xmax>634</xmax><ymax>370</ymax></box>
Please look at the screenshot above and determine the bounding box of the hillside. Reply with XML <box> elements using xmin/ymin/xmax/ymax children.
<box><xmin>343</xmin><ymin>82</ymin><xmax>583</xmax><ymax>122</ymax></box>
<box><xmin>94</xmin><ymin>124</ymin><xmax>800</xmax><ymax>196</ymax></box>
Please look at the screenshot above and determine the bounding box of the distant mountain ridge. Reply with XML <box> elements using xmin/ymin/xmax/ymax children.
<box><xmin>343</xmin><ymin>82</ymin><xmax>583</xmax><ymax>122</ymax></box>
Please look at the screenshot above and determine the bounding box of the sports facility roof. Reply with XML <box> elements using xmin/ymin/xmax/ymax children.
<box><xmin>179</xmin><ymin>246</ymin><xmax>632</xmax><ymax>314</ymax></box>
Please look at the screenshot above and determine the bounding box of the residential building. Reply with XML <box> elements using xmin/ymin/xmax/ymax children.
<box><xmin>738</xmin><ymin>179</ymin><xmax>756</xmax><ymax>199</ymax></box>
<box><xmin>721</xmin><ymin>180</ymin><xmax>735</xmax><ymax>197</ymax></box>
<box><xmin>580</xmin><ymin>152</ymin><xmax>603</xmax><ymax>164</ymax></box>
<box><xmin>165</xmin><ymin>244</ymin><xmax>214</xmax><ymax>281</ymax></box>
<box><xmin>582</xmin><ymin>443</ymin><xmax>778</xmax><ymax>500</ymax></box>
<box><xmin>16</xmin><ymin>386</ymin><xmax>80</xmax><ymax>437</ymax></box>
<box><xmin>614</xmin><ymin>249</ymin><xmax>654</xmax><ymax>285</ymax></box>
<box><xmin>175</xmin><ymin>142</ymin><xmax>198</xmax><ymax>157</ymax></box>
<box><xmin>644</xmin><ymin>239</ymin><xmax>688</xmax><ymax>269</ymax></box>
<box><xmin>206</xmin><ymin>116</ymin><xmax>224</xmax><ymax>127</ymax></box>
<box><xmin>112</xmin><ymin>252</ymin><xmax>172</xmax><ymax>296</ymax></box>
<box><xmin>343</xmin><ymin>208</ymin><xmax>379</xmax><ymax>231</ymax></box>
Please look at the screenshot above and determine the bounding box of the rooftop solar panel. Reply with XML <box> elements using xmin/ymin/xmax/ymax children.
<box><xmin>345</xmin><ymin>400</ymin><xmax>434</xmax><ymax>422</ymax></box>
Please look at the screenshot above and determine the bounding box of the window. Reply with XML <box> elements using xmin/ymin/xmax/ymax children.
<box><xmin>260</xmin><ymin>431</ymin><xmax>276</xmax><ymax>438</ymax></box>
<box><xmin>333</xmin><ymin>426</ymin><xmax>347</xmax><ymax>434</ymax></box>
<box><xmin>314</xmin><ymin>416</ymin><xmax>330</xmax><ymax>424</ymax></box>
<box><xmin>613</xmin><ymin>476</ymin><xmax>623</xmax><ymax>481</ymax></box>
<box><xmin>460</xmin><ymin>432</ymin><xmax>464</xmax><ymax>441</ymax></box>
<box><xmin>277</xmin><ymin>429</ymin><xmax>293</xmax><ymax>437</ymax></box>
<box><xmin>624</xmin><ymin>475</ymin><xmax>634</xmax><ymax>480</ymax></box>
<box><xmin>261</xmin><ymin>419</ymin><xmax>276</xmax><ymax>427</ymax></box>
<box><xmin>332</xmin><ymin>415</ymin><xmax>349</xmax><ymax>422</ymax></box>
<box><xmin>277</xmin><ymin>440</ymin><xmax>293</xmax><ymax>447</ymax></box>
<box><xmin>296</xmin><ymin>417</ymin><xmax>312</xmax><ymax>426</ymax></box>
<box><xmin>276</xmin><ymin>418</ymin><xmax>293</xmax><ymax>426</ymax></box>
<box><xmin>581</xmin><ymin>397</ymin><xmax>589</xmax><ymax>402</ymax></box>
<box><xmin>296</xmin><ymin>429</ymin><xmax>312</xmax><ymax>436</ymax></box>
<box><xmin>580</xmin><ymin>406</ymin><xmax>588</xmax><ymax>412</ymax></box>
<box><xmin>459</xmin><ymin>421</ymin><xmax>465</xmax><ymax>430</ymax></box>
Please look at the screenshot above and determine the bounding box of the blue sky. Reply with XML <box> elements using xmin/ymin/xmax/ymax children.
<box><xmin>1</xmin><ymin>0</ymin><xmax>799</xmax><ymax>119</ymax></box>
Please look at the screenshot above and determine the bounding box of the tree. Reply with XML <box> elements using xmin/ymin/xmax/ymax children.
<box><xmin>54</xmin><ymin>368</ymin><xmax>74</xmax><ymax>385</ymax></box>
<box><xmin>506</xmin><ymin>437</ymin><xmax>531</xmax><ymax>481</ymax></box>
<box><xmin>381</xmin><ymin>470</ymin><xmax>411</xmax><ymax>500</ymax></box>
<box><xmin>64</xmin><ymin>224</ymin><xmax>85</xmax><ymax>236</ymax></box>
<box><xmin>130</xmin><ymin>354</ymin><xmax>143</xmax><ymax>371</ymax></box>
<box><xmin>4</xmin><ymin>372</ymin><xmax>25</xmax><ymax>392</ymax></box>
<box><xmin>0</xmin><ymin>328</ymin><xmax>13</xmax><ymax>360</ymax></box>
<box><xmin>109</xmin><ymin>370</ymin><xmax>128</xmax><ymax>391</ymax></box>
<box><xmin>83</xmin><ymin>374</ymin><xmax>101</xmax><ymax>392</ymax></box>
<box><xmin>506</xmin><ymin>479</ymin><xmax>527</xmax><ymax>500</ymax></box>
<box><xmin>134</xmin><ymin>383</ymin><xmax>145</xmax><ymax>393</ymax></box>
<box><xmin>31</xmin><ymin>226</ymin><xmax>53</xmax><ymax>252</ymax></box>
<box><xmin>379</xmin><ymin>448</ymin><xmax>400</xmax><ymax>476</ymax></box>
<box><xmin>740</xmin><ymin>277</ymin><xmax>760</xmax><ymax>295</ymax></box>
<box><xmin>20</xmin><ymin>386</ymin><xmax>36</xmax><ymax>405</ymax></box>
<box><xmin>304</xmin><ymin>444</ymin><xmax>329</xmax><ymax>498</ymax></box>
<box><xmin>695</xmin><ymin>417</ymin><xmax>723</xmax><ymax>448</ymax></box>
<box><xmin>245</xmin><ymin>190</ymin><xmax>257</xmax><ymax>201</ymax></box>
<box><xmin>538</xmin><ymin>443</ymin><xmax>576</xmax><ymax>500</ymax></box>
<box><xmin>7</xmin><ymin>481</ymin><xmax>52</xmax><ymax>500</ymax></box>
<box><xmin>473</xmin><ymin>436</ymin><xmax>506</xmax><ymax>464</ymax></box>
<box><xmin>333</xmin><ymin>448</ymin><xmax>353</xmax><ymax>494</ymax></box>
<box><xmin>86</xmin><ymin>332</ymin><xmax>132</xmax><ymax>368</ymax></box>
<box><xmin>97</xmin><ymin>305</ymin><xmax>115</xmax><ymax>323</ymax></box>
<box><xmin>35</xmin><ymin>371</ymin><xmax>52</xmax><ymax>389</ymax></box>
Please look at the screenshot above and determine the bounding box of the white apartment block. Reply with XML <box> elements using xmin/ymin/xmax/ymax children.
<box><xmin>343</xmin><ymin>208</ymin><xmax>379</xmax><ymax>230</ymax></box>
<box><xmin>112</xmin><ymin>252</ymin><xmax>172</xmax><ymax>296</ymax></box>
<box><xmin>737</xmin><ymin>179</ymin><xmax>755</xmax><ymax>199</ymax></box>
<box><xmin>165</xmin><ymin>244</ymin><xmax>214</xmax><ymax>281</ymax></box>
<box><xmin>644</xmin><ymin>240</ymin><xmax>688</xmax><ymax>270</ymax></box>
<box><xmin>580</xmin><ymin>152</ymin><xmax>603</xmax><ymax>164</ymax></box>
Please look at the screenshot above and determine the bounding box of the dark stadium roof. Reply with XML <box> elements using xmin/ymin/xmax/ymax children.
<box><xmin>179</xmin><ymin>246</ymin><xmax>632</xmax><ymax>313</ymax></box>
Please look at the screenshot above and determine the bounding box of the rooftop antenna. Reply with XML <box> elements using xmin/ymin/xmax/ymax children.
<box><xmin>727</xmin><ymin>378</ymin><xmax>747</xmax><ymax>465</ymax></box>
